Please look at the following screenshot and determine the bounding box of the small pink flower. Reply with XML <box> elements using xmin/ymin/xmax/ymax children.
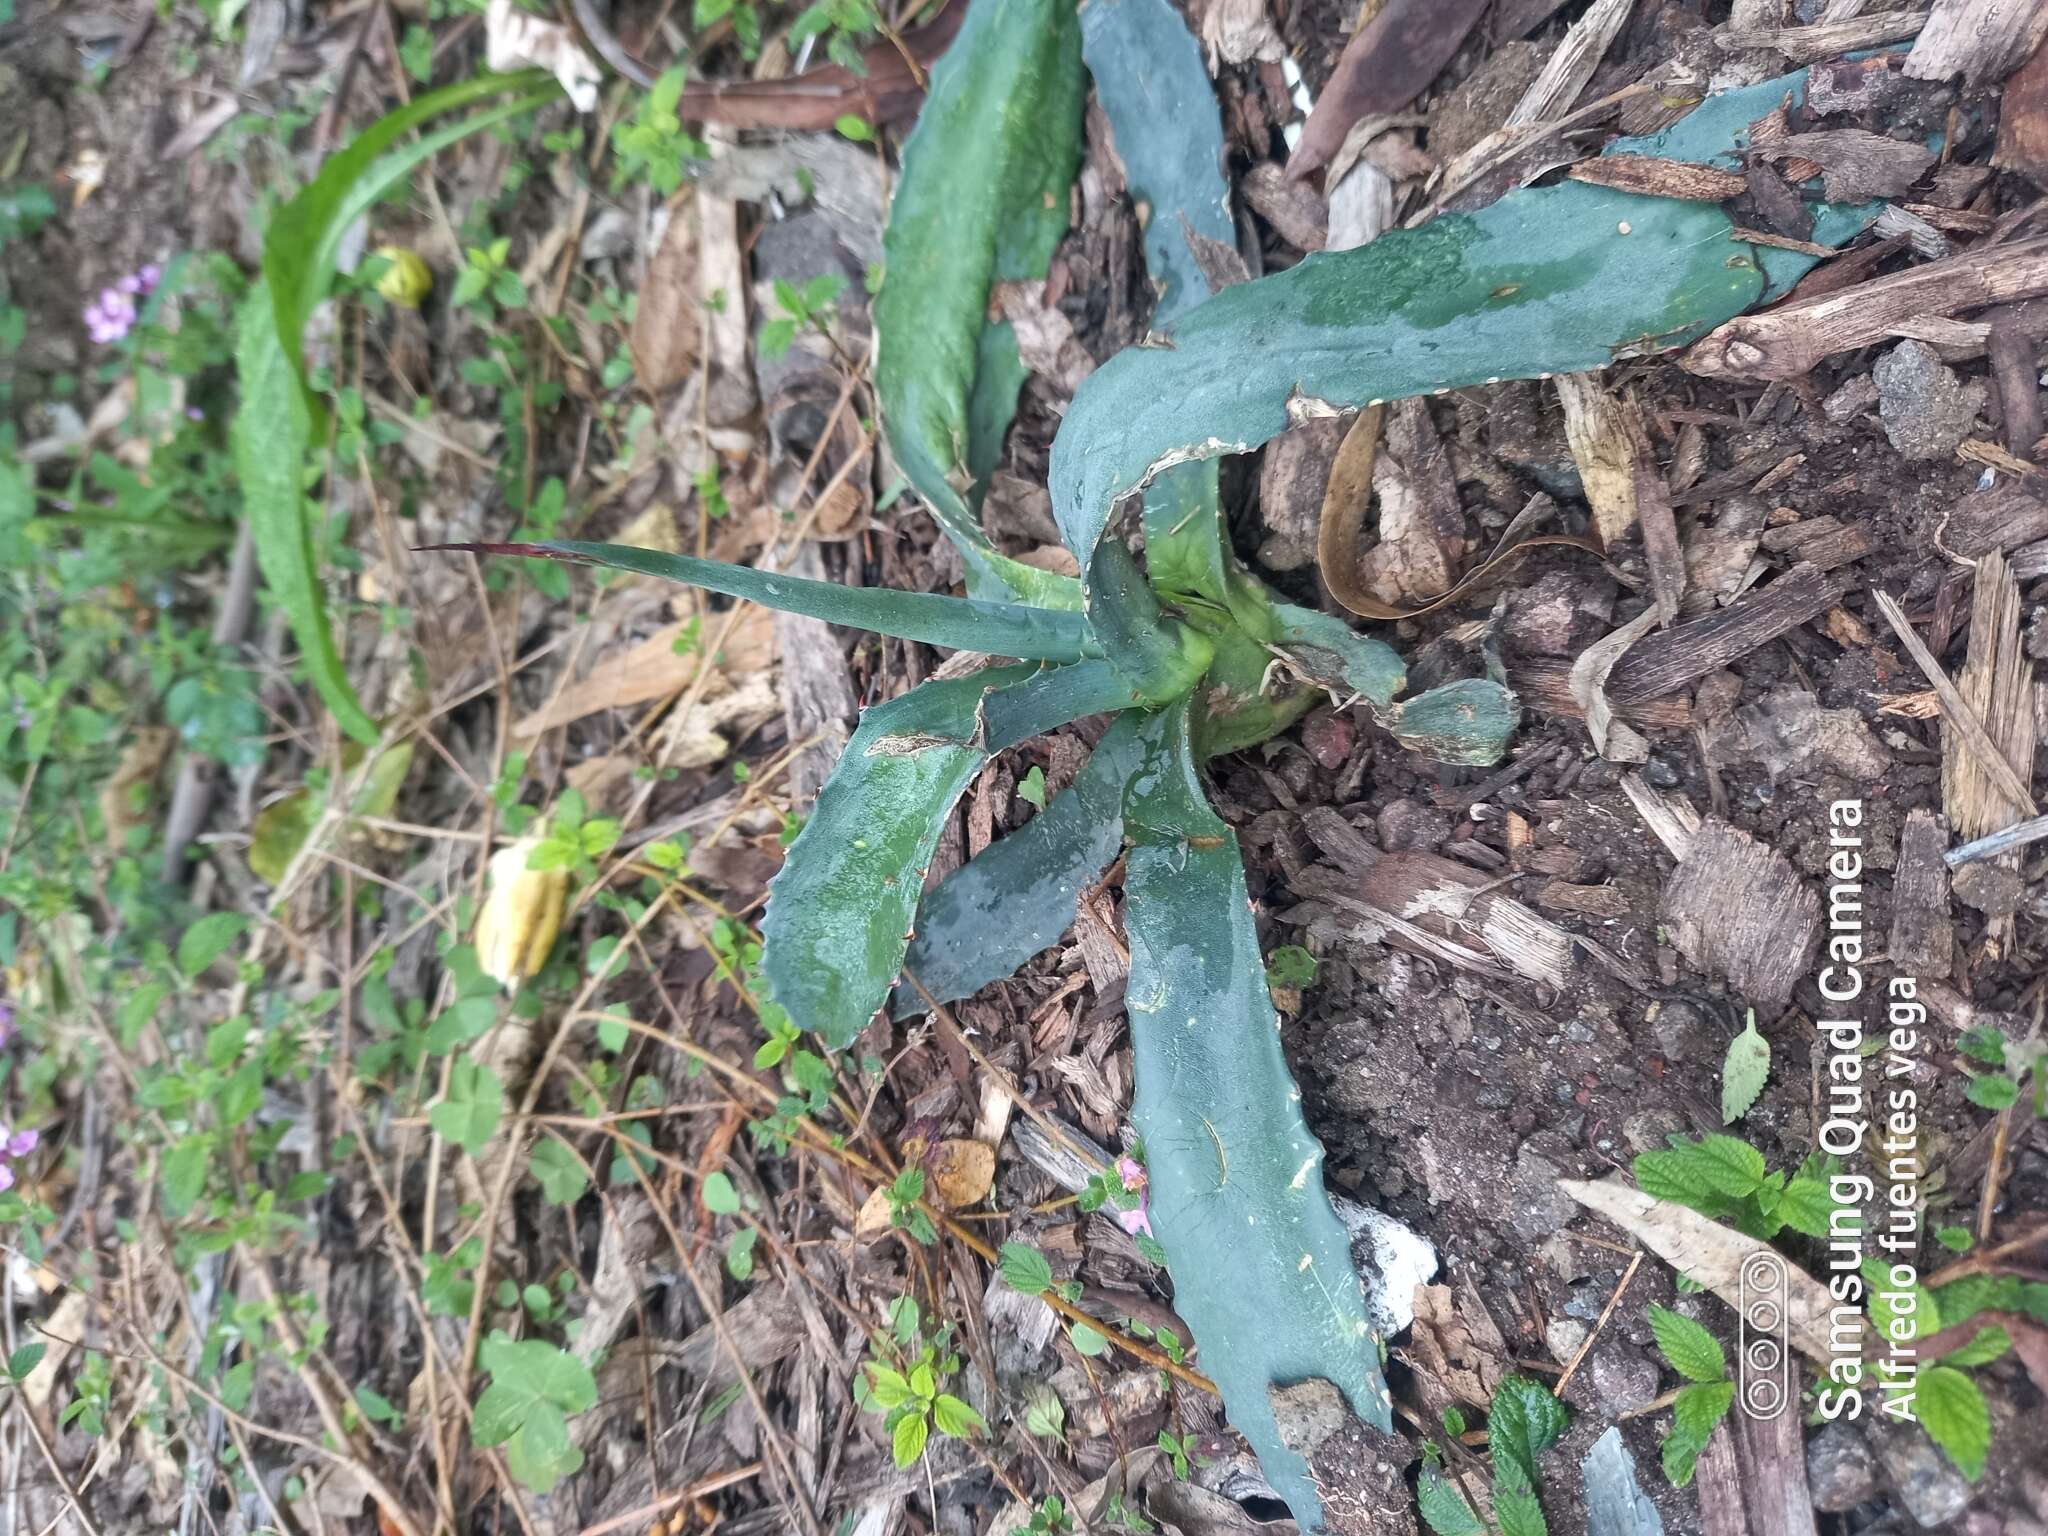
<box><xmin>0</xmin><ymin>1166</ymin><xmax>15</xmax><ymax>1194</ymax></box>
<box><xmin>138</xmin><ymin>262</ymin><xmax>162</xmax><ymax>289</ymax></box>
<box><xmin>5</xmin><ymin>1130</ymin><xmax>35</xmax><ymax>1159</ymax></box>
<box><xmin>1114</xmin><ymin>1155</ymin><xmax>1152</xmax><ymax>1238</ymax></box>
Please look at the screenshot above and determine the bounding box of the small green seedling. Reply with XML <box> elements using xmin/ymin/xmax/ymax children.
<box><xmin>1646</xmin><ymin>1304</ymin><xmax>1735</xmax><ymax>1486</ymax></box>
<box><xmin>1419</xmin><ymin>1375</ymin><xmax>1568</xmax><ymax>1536</ymax></box>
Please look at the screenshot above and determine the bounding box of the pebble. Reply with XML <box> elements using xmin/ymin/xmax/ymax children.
<box><xmin>1585</xmin><ymin>1343</ymin><xmax>1659</xmax><ymax>1416</ymax></box>
<box><xmin>1878</xmin><ymin>1423</ymin><xmax>1973</xmax><ymax>1528</ymax></box>
<box><xmin>1546</xmin><ymin>1317</ymin><xmax>1588</xmax><ymax>1363</ymax></box>
<box><xmin>1806</xmin><ymin>1420</ymin><xmax>1879</xmax><ymax>1512</ymax></box>
<box><xmin>1873</xmin><ymin>340</ymin><xmax>1985</xmax><ymax>460</ymax></box>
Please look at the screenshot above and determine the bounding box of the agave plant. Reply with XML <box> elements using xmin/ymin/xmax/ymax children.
<box><xmin>256</xmin><ymin>4</ymin><xmax>1891</xmax><ymax>1525</ymax></box>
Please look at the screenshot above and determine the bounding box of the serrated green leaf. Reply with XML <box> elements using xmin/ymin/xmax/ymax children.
<box><xmin>9</xmin><ymin>1343</ymin><xmax>45</xmax><ymax>1381</ymax></box>
<box><xmin>492</xmin><ymin>541</ymin><xmax>1095</xmax><ymax>662</ymax></box>
<box><xmin>998</xmin><ymin>1241</ymin><xmax>1054</xmax><ymax>1296</ymax></box>
<box><xmin>1647</xmin><ymin>1305</ymin><xmax>1726</xmax><ymax>1384</ymax></box>
<box><xmin>528</xmin><ymin>1138</ymin><xmax>589</xmax><ymax>1205</ymax></box>
<box><xmin>1024</xmin><ymin>1384</ymin><xmax>1065</xmax><ymax>1438</ymax></box>
<box><xmin>1930</xmin><ymin>1273</ymin><xmax>2018</xmax><ymax>1330</ymax></box>
<box><xmin>932</xmin><ymin>1393</ymin><xmax>986</xmax><ymax>1438</ymax></box>
<box><xmin>1863</xmin><ymin>1256</ymin><xmax>1939</xmax><ymax>1344</ymax></box>
<box><xmin>163</xmin><ymin>1135</ymin><xmax>212</xmax><ymax>1217</ymax></box>
<box><xmin>874</xmin><ymin>0</ymin><xmax>1084</xmax><ymax>606</ymax></box>
<box><xmin>1938</xmin><ymin>1326</ymin><xmax>2010</xmax><ymax>1369</ymax></box>
<box><xmin>1494</xmin><ymin>1478</ymin><xmax>1548</xmax><ymax>1536</ymax></box>
<box><xmin>1634</xmin><ymin>1133</ymin><xmax>1766</xmax><ymax>1209</ymax></box>
<box><xmin>892</xmin><ymin>1409</ymin><xmax>930</xmax><ymax>1466</ymax></box>
<box><xmin>1720</xmin><ymin>1011</ymin><xmax>1770</xmax><ymax>1124</ymax></box>
<box><xmin>894</xmin><ymin>711</ymin><xmax>1143</xmax><ymax>1018</ymax></box>
<box><xmin>1918</xmin><ymin>1365</ymin><xmax>1990</xmax><ymax>1480</ymax></box>
<box><xmin>1671</xmin><ymin>1379</ymin><xmax>1734</xmax><ymax>1445</ymax></box>
<box><xmin>1935</xmin><ymin>1224</ymin><xmax>1974</xmax><ymax>1254</ymax></box>
<box><xmin>1965</xmin><ymin>1073</ymin><xmax>2019</xmax><ymax>1110</ymax></box>
<box><xmin>865</xmin><ymin>1365</ymin><xmax>911</xmax><ymax>1410</ymax></box>
<box><xmin>1047</xmin><ymin>69</ymin><xmax>1875</xmax><ymax>708</ymax></box>
<box><xmin>1958</xmin><ymin>1024</ymin><xmax>2009</xmax><ymax>1067</ymax></box>
<box><xmin>1121</xmin><ymin>699</ymin><xmax>1385</xmax><ymax>1535</ymax></box>
<box><xmin>1417</xmin><ymin>1468</ymin><xmax>1484</xmax><ymax>1536</ymax></box>
<box><xmin>766</xmin><ymin>664</ymin><xmax>1119</xmax><ymax>1049</ymax></box>
<box><xmin>1488</xmin><ymin>1376</ymin><xmax>1568</xmax><ymax>1489</ymax></box>
<box><xmin>1775</xmin><ymin>1175</ymin><xmax>1834</xmax><ymax>1239</ymax></box>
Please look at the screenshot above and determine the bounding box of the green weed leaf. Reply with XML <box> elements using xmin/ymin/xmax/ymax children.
<box><xmin>1417</xmin><ymin>1468</ymin><xmax>1484</xmax><ymax>1536</ymax></box>
<box><xmin>1938</xmin><ymin>1326</ymin><xmax>2011</xmax><ymax>1368</ymax></box>
<box><xmin>430</xmin><ymin>1058</ymin><xmax>503</xmax><ymax>1156</ymax></box>
<box><xmin>528</xmin><ymin>1138</ymin><xmax>589</xmax><ymax>1205</ymax></box>
<box><xmin>1121</xmin><ymin>699</ymin><xmax>1386</xmax><ymax>1532</ymax></box>
<box><xmin>177</xmin><ymin>912</ymin><xmax>250</xmax><ymax>978</ymax></box>
<box><xmin>932</xmin><ymin>1393</ymin><xmax>985</xmax><ymax>1438</ymax></box>
<box><xmin>1720</xmin><ymin>1010</ymin><xmax>1770</xmax><ymax>1124</ymax></box>
<box><xmin>1647</xmin><ymin>1305</ymin><xmax>1726</xmax><ymax>1384</ymax></box>
<box><xmin>1487</xmin><ymin>1377</ymin><xmax>1567</xmax><ymax>1489</ymax></box>
<box><xmin>701</xmin><ymin>1171</ymin><xmax>740</xmax><ymax>1214</ymax></box>
<box><xmin>474</xmin><ymin>1336</ymin><xmax>598</xmax><ymax>1493</ymax></box>
<box><xmin>892</xmin><ymin>1409</ymin><xmax>930</xmax><ymax>1466</ymax></box>
<box><xmin>999</xmin><ymin>1241</ymin><xmax>1054</xmax><ymax>1296</ymax></box>
<box><xmin>1917</xmin><ymin>1365</ymin><xmax>1990</xmax><ymax>1480</ymax></box>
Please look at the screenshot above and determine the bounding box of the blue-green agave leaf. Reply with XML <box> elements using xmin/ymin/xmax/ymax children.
<box><xmin>893</xmin><ymin>709</ymin><xmax>1147</xmax><ymax>1016</ymax></box>
<box><xmin>875</xmin><ymin>0</ymin><xmax>1085</xmax><ymax>608</ymax></box>
<box><xmin>764</xmin><ymin>662</ymin><xmax>1125</xmax><ymax>1049</ymax></box>
<box><xmin>473</xmin><ymin>540</ymin><xmax>1098</xmax><ymax>662</ymax></box>
<box><xmin>1123</xmin><ymin>698</ymin><xmax>1388</xmax><ymax>1531</ymax></box>
<box><xmin>1049</xmin><ymin>67</ymin><xmax>1878</xmax><ymax>688</ymax></box>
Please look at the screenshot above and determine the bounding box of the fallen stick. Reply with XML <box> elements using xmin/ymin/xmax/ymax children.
<box><xmin>1683</xmin><ymin>233</ymin><xmax>2048</xmax><ymax>380</ymax></box>
<box><xmin>1604</xmin><ymin>562</ymin><xmax>1849</xmax><ymax>704</ymax></box>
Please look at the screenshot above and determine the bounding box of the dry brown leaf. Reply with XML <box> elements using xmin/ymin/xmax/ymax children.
<box><xmin>631</xmin><ymin>198</ymin><xmax>705</xmax><ymax>393</ymax></box>
<box><xmin>1560</xmin><ymin>1177</ymin><xmax>1849</xmax><ymax>1365</ymax></box>
<box><xmin>1399</xmin><ymin>1281</ymin><xmax>1509</xmax><ymax>1415</ymax></box>
<box><xmin>927</xmin><ymin>1138</ymin><xmax>997</xmax><ymax>1209</ymax></box>
<box><xmin>1568</xmin><ymin>606</ymin><xmax>1659</xmax><ymax>762</ymax></box>
<box><xmin>1554</xmin><ymin>373</ymin><xmax>1642</xmax><ymax>547</ymax></box>
<box><xmin>99</xmin><ymin>726</ymin><xmax>172</xmax><ymax>846</ymax></box>
<box><xmin>513</xmin><ymin>605</ymin><xmax>773</xmax><ymax>737</ymax></box>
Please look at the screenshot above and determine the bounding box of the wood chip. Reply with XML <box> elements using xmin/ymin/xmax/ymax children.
<box><xmin>1565</xmin><ymin>156</ymin><xmax>1746</xmax><ymax>201</ymax></box>
<box><xmin>1660</xmin><ymin>818</ymin><xmax>1820</xmax><ymax>1009</ymax></box>
<box><xmin>1994</xmin><ymin>30</ymin><xmax>2048</xmax><ymax>177</ymax></box>
<box><xmin>1889</xmin><ymin>808</ymin><xmax>1954</xmax><ymax>978</ymax></box>
<box><xmin>1874</xmin><ymin>579</ymin><xmax>2039</xmax><ymax>822</ymax></box>
<box><xmin>1716</xmin><ymin>10</ymin><xmax>1929</xmax><ymax>62</ymax></box>
<box><xmin>1605</xmin><ymin>563</ymin><xmax>1849</xmax><ymax>705</ymax></box>
<box><xmin>1904</xmin><ymin>0</ymin><xmax>2048</xmax><ymax>86</ymax></box>
<box><xmin>1286</xmin><ymin>0</ymin><xmax>1490</xmax><ymax>180</ymax></box>
<box><xmin>1765</xmin><ymin>129</ymin><xmax>1936</xmax><ymax>202</ymax></box>
<box><xmin>1503</xmin><ymin>0</ymin><xmax>1634</xmax><ymax>128</ymax></box>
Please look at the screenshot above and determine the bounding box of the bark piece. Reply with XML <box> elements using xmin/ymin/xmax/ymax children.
<box><xmin>1767</xmin><ymin>129</ymin><xmax>1936</xmax><ymax>202</ymax></box>
<box><xmin>1605</xmin><ymin>563</ymin><xmax>1849</xmax><ymax>705</ymax></box>
<box><xmin>1904</xmin><ymin>0</ymin><xmax>2048</xmax><ymax>85</ymax></box>
<box><xmin>1717</xmin><ymin>11</ymin><xmax>1930</xmax><ymax>62</ymax></box>
<box><xmin>1566</xmin><ymin>156</ymin><xmax>1746</xmax><ymax>201</ymax></box>
<box><xmin>1660</xmin><ymin>818</ymin><xmax>1820</xmax><ymax>1009</ymax></box>
<box><xmin>1286</xmin><ymin>0</ymin><xmax>1490</xmax><ymax>181</ymax></box>
<box><xmin>1942</xmin><ymin>484</ymin><xmax>2048</xmax><ymax>556</ymax></box>
<box><xmin>1994</xmin><ymin>32</ymin><xmax>2048</xmax><ymax>178</ymax></box>
<box><xmin>1241</xmin><ymin>161</ymin><xmax>1328</xmax><ymax>251</ymax></box>
<box><xmin>1258</xmin><ymin>417</ymin><xmax>1347</xmax><ymax>571</ymax></box>
<box><xmin>1506</xmin><ymin>656</ymin><xmax>1696</xmax><ymax>728</ymax></box>
<box><xmin>1503</xmin><ymin>0</ymin><xmax>1634</xmax><ymax>128</ymax></box>
<box><xmin>1684</xmin><ymin>234</ymin><xmax>2048</xmax><ymax>381</ymax></box>
<box><xmin>1941</xmin><ymin>550</ymin><xmax>2041</xmax><ymax>837</ymax></box>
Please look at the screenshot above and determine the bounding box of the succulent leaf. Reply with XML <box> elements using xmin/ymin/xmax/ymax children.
<box><xmin>490</xmin><ymin>540</ymin><xmax>1098</xmax><ymax>662</ymax></box>
<box><xmin>893</xmin><ymin>710</ymin><xmax>1147</xmax><ymax>1017</ymax></box>
<box><xmin>1122</xmin><ymin>699</ymin><xmax>1388</xmax><ymax>1532</ymax></box>
<box><xmin>874</xmin><ymin>0</ymin><xmax>1085</xmax><ymax>607</ymax></box>
<box><xmin>763</xmin><ymin>662</ymin><xmax>1128</xmax><ymax>1049</ymax></box>
<box><xmin>1049</xmin><ymin>67</ymin><xmax>1876</xmax><ymax>690</ymax></box>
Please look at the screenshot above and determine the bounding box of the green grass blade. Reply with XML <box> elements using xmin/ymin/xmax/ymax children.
<box><xmin>764</xmin><ymin>663</ymin><xmax>1136</xmax><ymax>1049</ymax></box>
<box><xmin>232</xmin><ymin>287</ymin><xmax>379</xmax><ymax>746</ymax></box>
<box><xmin>1049</xmin><ymin>67</ymin><xmax>1875</xmax><ymax>671</ymax></box>
<box><xmin>874</xmin><ymin>0</ymin><xmax>1084</xmax><ymax>606</ymax></box>
<box><xmin>1123</xmin><ymin>698</ymin><xmax>1388</xmax><ymax>1533</ymax></box>
<box><xmin>894</xmin><ymin>709</ymin><xmax>1146</xmax><ymax>1017</ymax></box>
<box><xmin>264</xmin><ymin>71</ymin><xmax>559</xmax><ymax>401</ymax></box>
<box><xmin>458</xmin><ymin>540</ymin><xmax>1098</xmax><ymax>662</ymax></box>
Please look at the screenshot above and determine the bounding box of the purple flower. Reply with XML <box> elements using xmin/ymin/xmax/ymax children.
<box><xmin>0</xmin><ymin>1166</ymin><xmax>13</xmax><ymax>1194</ymax></box>
<box><xmin>82</xmin><ymin>264</ymin><xmax>160</xmax><ymax>345</ymax></box>
<box><xmin>0</xmin><ymin>1001</ymin><xmax>12</xmax><ymax>1049</ymax></box>
<box><xmin>4</xmin><ymin>1130</ymin><xmax>35</xmax><ymax>1159</ymax></box>
<box><xmin>138</xmin><ymin>262</ymin><xmax>162</xmax><ymax>289</ymax></box>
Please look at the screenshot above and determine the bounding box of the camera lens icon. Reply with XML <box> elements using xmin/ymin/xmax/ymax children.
<box><xmin>1738</xmin><ymin>1250</ymin><xmax>1791</xmax><ymax>1420</ymax></box>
